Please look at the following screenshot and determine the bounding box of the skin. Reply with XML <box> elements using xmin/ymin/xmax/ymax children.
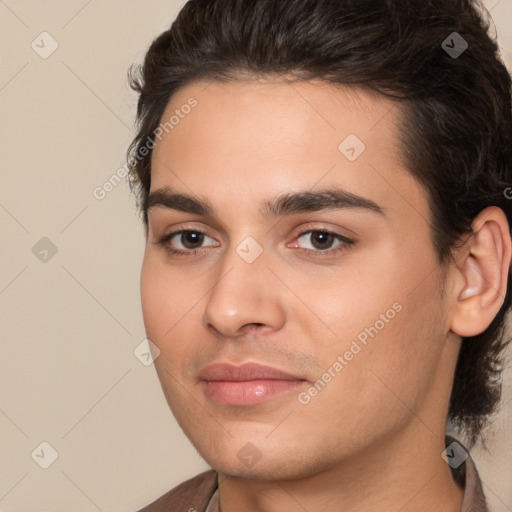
<box><xmin>140</xmin><ymin>78</ymin><xmax>511</xmax><ymax>512</ymax></box>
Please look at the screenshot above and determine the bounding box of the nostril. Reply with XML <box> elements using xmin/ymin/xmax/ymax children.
<box><xmin>241</xmin><ymin>323</ymin><xmax>268</xmax><ymax>333</ymax></box>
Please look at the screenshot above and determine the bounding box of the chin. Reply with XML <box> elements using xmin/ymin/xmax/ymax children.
<box><xmin>209</xmin><ymin>457</ymin><xmax>309</xmax><ymax>481</ymax></box>
<box><xmin>194</xmin><ymin>438</ymin><xmax>329</xmax><ymax>482</ymax></box>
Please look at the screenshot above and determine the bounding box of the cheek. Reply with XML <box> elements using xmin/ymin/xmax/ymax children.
<box><xmin>140</xmin><ymin>256</ymin><xmax>166</xmax><ymax>338</ymax></box>
<box><xmin>140</xmin><ymin>254</ymin><xmax>210</xmax><ymax>372</ymax></box>
<box><xmin>304</xmin><ymin>244</ymin><xmax>444</xmax><ymax>402</ymax></box>
<box><xmin>348</xmin><ymin>273</ymin><xmax>445</xmax><ymax>409</ymax></box>
<box><xmin>286</xmin><ymin>258</ymin><xmax>400</xmax><ymax>349</ymax></box>
<box><xmin>140</xmin><ymin>255</ymin><xmax>187</xmax><ymax>347</ymax></box>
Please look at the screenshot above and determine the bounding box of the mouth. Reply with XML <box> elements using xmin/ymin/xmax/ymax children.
<box><xmin>199</xmin><ymin>362</ymin><xmax>308</xmax><ymax>406</ymax></box>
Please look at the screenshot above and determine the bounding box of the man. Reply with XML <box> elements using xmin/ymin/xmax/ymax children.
<box><xmin>127</xmin><ymin>0</ymin><xmax>512</xmax><ymax>510</ymax></box>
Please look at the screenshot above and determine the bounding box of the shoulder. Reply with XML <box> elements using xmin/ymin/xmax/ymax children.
<box><xmin>136</xmin><ymin>470</ymin><xmax>218</xmax><ymax>512</ymax></box>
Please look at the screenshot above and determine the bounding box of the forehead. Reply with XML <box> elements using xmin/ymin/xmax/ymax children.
<box><xmin>149</xmin><ymin>78</ymin><xmax>428</xmax><ymax>224</ymax></box>
<box><xmin>153</xmin><ymin>77</ymin><xmax>396</xmax><ymax>159</ymax></box>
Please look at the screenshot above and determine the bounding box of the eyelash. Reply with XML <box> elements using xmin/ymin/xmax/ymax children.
<box><xmin>156</xmin><ymin>228</ymin><xmax>355</xmax><ymax>259</ymax></box>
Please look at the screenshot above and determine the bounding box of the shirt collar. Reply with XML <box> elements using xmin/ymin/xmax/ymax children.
<box><xmin>205</xmin><ymin>487</ymin><xmax>219</xmax><ymax>512</ymax></box>
<box><xmin>446</xmin><ymin>434</ymin><xmax>490</xmax><ymax>512</ymax></box>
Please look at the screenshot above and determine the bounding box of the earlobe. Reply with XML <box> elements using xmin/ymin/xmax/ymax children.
<box><xmin>450</xmin><ymin>207</ymin><xmax>512</xmax><ymax>338</ymax></box>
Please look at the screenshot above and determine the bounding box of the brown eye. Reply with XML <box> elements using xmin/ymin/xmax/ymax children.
<box><xmin>157</xmin><ymin>229</ymin><xmax>218</xmax><ymax>257</ymax></box>
<box><xmin>180</xmin><ymin>231</ymin><xmax>205</xmax><ymax>249</ymax></box>
<box><xmin>296</xmin><ymin>230</ymin><xmax>343</xmax><ymax>251</ymax></box>
<box><xmin>289</xmin><ymin>229</ymin><xmax>355</xmax><ymax>258</ymax></box>
<box><xmin>310</xmin><ymin>231</ymin><xmax>335</xmax><ymax>250</ymax></box>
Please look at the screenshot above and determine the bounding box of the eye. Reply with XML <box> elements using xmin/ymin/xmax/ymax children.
<box><xmin>289</xmin><ymin>229</ymin><xmax>354</xmax><ymax>256</ymax></box>
<box><xmin>157</xmin><ymin>230</ymin><xmax>218</xmax><ymax>256</ymax></box>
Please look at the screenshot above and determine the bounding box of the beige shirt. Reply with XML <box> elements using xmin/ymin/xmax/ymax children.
<box><xmin>139</xmin><ymin>436</ymin><xmax>489</xmax><ymax>512</ymax></box>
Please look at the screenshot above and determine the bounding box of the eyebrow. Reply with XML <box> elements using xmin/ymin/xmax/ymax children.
<box><xmin>145</xmin><ymin>186</ymin><xmax>386</xmax><ymax>219</ymax></box>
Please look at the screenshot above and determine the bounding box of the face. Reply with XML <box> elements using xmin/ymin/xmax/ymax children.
<box><xmin>141</xmin><ymin>78</ymin><xmax>457</xmax><ymax>480</ymax></box>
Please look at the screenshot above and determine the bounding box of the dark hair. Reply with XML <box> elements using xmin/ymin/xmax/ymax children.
<box><xmin>127</xmin><ymin>0</ymin><xmax>512</xmax><ymax>449</ymax></box>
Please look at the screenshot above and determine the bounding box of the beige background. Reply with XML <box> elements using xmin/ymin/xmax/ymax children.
<box><xmin>0</xmin><ymin>1</ymin><xmax>511</xmax><ymax>510</ymax></box>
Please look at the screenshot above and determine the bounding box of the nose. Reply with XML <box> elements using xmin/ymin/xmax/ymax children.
<box><xmin>202</xmin><ymin>247</ymin><xmax>286</xmax><ymax>339</ymax></box>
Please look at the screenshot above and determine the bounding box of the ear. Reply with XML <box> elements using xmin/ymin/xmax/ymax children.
<box><xmin>450</xmin><ymin>206</ymin><xmax>512</xmax><ymax>338</ymax></box>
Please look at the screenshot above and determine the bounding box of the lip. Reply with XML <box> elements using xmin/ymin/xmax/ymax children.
<box><xmin>200</xmin><ymin>362</ymin><xmax>303</xmax><ymax>381</ymax></box>
<box><xmin>199</xmin><ymin>363</ymin><xmax>307</xmax><ymax>406</ymax></box>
